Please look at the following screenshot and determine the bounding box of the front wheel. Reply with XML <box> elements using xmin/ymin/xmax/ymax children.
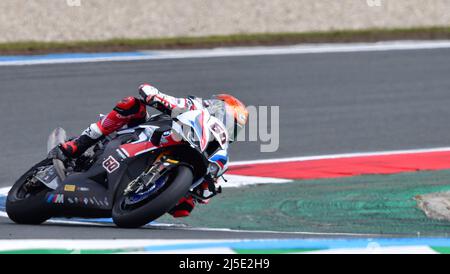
<box><xmin>6</xmin><ymin>159</ymin><xmax>53</xmax><ymax>225</ymax></box>
<box><xmin>112</xmin><ymin>165</ymin><xmax>194</xmax><ymax>228</ymax></box>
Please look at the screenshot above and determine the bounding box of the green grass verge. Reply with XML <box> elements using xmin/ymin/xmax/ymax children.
<box><xmin>2</xmin><ymin>26</ymin><xmax>450</xmax><ymax>55</ymax></box>
<box><xmin>431</xmin><ymin>247</ymin><xmax>450</xmax><ymax>254</ymax></box>
<box><xmin>158</xmin><ymin>169</ymin><xmax>450</xmax><ymax>236</ymax></box>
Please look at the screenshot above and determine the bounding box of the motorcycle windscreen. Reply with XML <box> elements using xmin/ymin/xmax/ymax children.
<box><xmin>47</xmin><ymin>127</ymin><xmax>67</xmax><ymax>153</ymax></box>
<box><xmin>175</xmin><ymin>110</ymin><xmax>211</xmax><ymax>152</ymax></box>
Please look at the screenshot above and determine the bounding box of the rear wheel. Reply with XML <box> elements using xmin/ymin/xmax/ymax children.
<box><xmin>6</xmin><ymin>159</ymin><xmax>53</xmax><ymax>224</ymax></box>
<box><xmin>112</xmin><ymin>165</ymin><xmax>193</xmax><ymax>228</ymax></box>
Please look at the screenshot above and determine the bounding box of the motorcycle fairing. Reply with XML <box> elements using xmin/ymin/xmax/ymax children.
<box><xmin>44</xmin><ymin>134</ymin><xmax>159</xmax><ymax>218</ymax></box>
<box><xmin>176</xmin><ymin>109</ymin><xmax>211</xmax><ymax>152</ymax></box>
<box><xmin>207</xmin><ymin>116</ymin><xmax>229</xmax><ymax>150</ymax></box>
<box><xmin>118</xmin><ymin>133</ymin><xmax>180</xmax><ymax>158</ymax></box>
<box><xmin>208</xmin><ymin>149</ymin><xmax>229</xmax><ymax>177</ymax></box>
<box><xmin>39</xmin><ymin>111</ymin><xmax>220</xmax><ymax>219</ymax></box>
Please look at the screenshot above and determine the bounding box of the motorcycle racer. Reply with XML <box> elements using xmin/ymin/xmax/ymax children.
<box><xmin>48</xmin><ymin>83</ymin><xmax>249</xmax><ymax>218</ymax></box>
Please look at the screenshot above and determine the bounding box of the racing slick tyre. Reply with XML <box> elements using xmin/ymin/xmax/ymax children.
<box><xmin>112</xmin><ymin>165</ymin><xmax>194</xmax><ymax>228</ymax></box>
<box><xmin>6</xmin><ymin>159</ymin><xmax>53</xmax><ymax>225</ymax></box>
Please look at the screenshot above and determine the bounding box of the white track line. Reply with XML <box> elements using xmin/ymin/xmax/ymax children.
<box><xmin>0</xmin><ymin>239</ymin><xmax>222</xmax><ymax>251</ymax></box>
<box><xmin>229</xmin><ymin>146</ymin><xmax>450</xmax><ymax>166</ymax></box>
<box><xmin>221</xmin><ymin>174</ymin><xmax>293</xmax><ymax>187</ymax></box>
<box><xmin>175</xmin><ymin>226</ymin><xmax>384</xmax><ymax>237</ymax></box>
<box><xmin>2</xmin><ymin>40</ymin><xmax>450</xmax><ymax>66</ymax></box>
<box><xmin>148</xmin><ymin>40</ymin><xmax>450</xmax><ymax>58</ymax></box>
<box><xmin>0</xmin><ymin>211</ymin><xmax>381</xmax><ymax>237</ymax></box>
<box><xmin>0</xmin><ymin>187</ymin><xmax>9</xmax><ymax>196</ymax></box>
<box><xmin>0</xmin><ymin>208</ymin><xmax>381</xmax><ymax>237</ymax></box>
<box><xmin>0</xmin><ymin>196</ymin><xmax>381</xmax><ymax>237</ymax></box>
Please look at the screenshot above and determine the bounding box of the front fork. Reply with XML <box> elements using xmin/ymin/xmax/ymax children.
<box><xmin>123</xmin><ymin>154</ymin><xmax>222</xmax><ymax>202</ymax></box>
<box><xmin>123</xmin><ymin>155</ymin><xmax>179</xmax><ymax>196</ymax></box>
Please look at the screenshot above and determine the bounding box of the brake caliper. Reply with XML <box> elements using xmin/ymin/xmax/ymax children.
<box><xmin>123</xmin><ymin>156</ymin><xmax>178</xmax><ymax>196</ymax></box>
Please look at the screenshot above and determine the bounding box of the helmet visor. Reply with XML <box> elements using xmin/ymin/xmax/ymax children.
<box><xmin>206</xmin><ymin>100</ymin><xmax>240</xmax><ymax>142</ymax></box>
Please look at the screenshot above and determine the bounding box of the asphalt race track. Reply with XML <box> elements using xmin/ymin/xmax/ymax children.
<box><xmin>1</xmin><ymin>47</ymin><xmax>450</xmax><ymax>239</ymax></box>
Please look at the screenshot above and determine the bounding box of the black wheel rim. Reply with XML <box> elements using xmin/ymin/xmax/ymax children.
<box><xmin>119</xmin><ymin>171</ymin><xmax>175</xmax><ymax>212</ymax></box>
<box><xmin>15</xmin><ymin>169</ymin><xmax>50</xmax><ymax>200</ymax></box>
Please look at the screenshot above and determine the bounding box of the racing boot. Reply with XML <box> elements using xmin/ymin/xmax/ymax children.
<box><xmin>60</xmin><ymin>134</ymin><xmax>98</xmax><ymax>158</ymax></box>
<box><xmin>48</xmin><ymin>124</ymin><xmax>103</xmax><ymax>161</ymax></box>
<box><xmin>169</xmin><ymin>196</ymin><xmax>196</xmax><ymax>218</ymax></box>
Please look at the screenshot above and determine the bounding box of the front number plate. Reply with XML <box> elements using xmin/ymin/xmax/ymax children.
<box><xmin>102</xmin><ymin>156</ymin><xmax>120</xmax><ymax>173</ymax></box>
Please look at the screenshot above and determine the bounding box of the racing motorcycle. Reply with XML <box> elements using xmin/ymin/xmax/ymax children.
<box><xmin>6</xmin><ymin>109</ymin><xmax>228</xmax><ymax>228</ymax></box>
